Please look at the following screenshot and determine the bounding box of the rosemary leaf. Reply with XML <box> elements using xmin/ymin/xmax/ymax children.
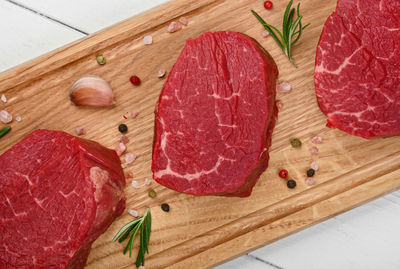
<box><xmin>251</xmin><ymin>0</ymin><xmax>309</xmax><ymax>67</ymax></box>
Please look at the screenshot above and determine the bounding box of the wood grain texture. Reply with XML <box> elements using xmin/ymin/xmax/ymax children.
<box><xmin>0</xmin><ymin>0</ymin><xmax>399</xmax><ymax>268</ymax></box>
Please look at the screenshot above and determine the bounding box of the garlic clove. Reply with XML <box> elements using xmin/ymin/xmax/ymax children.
<box><xmin>70</xmin><ymin>75</ymin><xmax>115</xmax><ymax>107</ymax></box>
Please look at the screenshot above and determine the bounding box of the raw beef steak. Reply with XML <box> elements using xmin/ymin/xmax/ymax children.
<box><xmin>152</xmin><ymin>31</ymin><xmax>278</xmax><ymax>197</ymax></box>
<box><xmin>0</xmin><ymin>130</ymin><xmax>125</xmax><ymax>268</ymax></box>
<box><xmin>315</xmin><ymin>0</ymin><xmax>400</xmax><ymax>138</ymax></box>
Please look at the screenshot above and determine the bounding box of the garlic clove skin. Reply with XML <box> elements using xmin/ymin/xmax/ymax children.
<box><xmin>70</xmin><ymin>75</ymin><xmax>115</xmax><ymax>107</ymax></box>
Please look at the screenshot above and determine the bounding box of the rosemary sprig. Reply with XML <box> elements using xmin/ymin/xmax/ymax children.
<box><xmin>251</xmin><ymin>0</ymin><xmax>310</xmax><ymax>67</ymax></box>
<box><xmin>0</xmin><ymin>126</ymin><xmax>11</xmax><ymax>139</ymax></box>
<box><xmin>113</xmin><ymin>207</ymin><xmax>152</xmax><ymax>267</ymax></box>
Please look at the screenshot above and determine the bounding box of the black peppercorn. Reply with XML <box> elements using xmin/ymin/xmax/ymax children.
<box><xmin>287</xmin><ymin>179</ymin><xmax>296</xmax><ymax>189</ymax></box>
<box><xmin>307</xmin><ymin>168</ymin><xmax>315</xmax><ymax>177</ymax></box>
<box><xmin>118</xmin><ymin>124</ymin><xmax>128</xmax><ymax>133</ymax></box>
<box><xmin>161</xmin><ymin>203</ymin><xmax>170</xmax><ymax>212</ymax></box>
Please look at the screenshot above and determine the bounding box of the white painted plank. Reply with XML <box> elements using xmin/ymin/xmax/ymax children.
<box><xmin>250</xmin><ymin>190</ymin><xmax>400</xmax><ymax>269</ymax></box>
<box><xmin>216</xmin><ymin>254</ymin><xmax>279</xmax><ymax>269</ymax></box>
<box><xmin>12</xmin><ymin>0</ymin><xmax>170</xmax><ymax>33</ymax></box>
<box><xmin>0</xmin><ymin>0</ymin><xmax>84</xmax><ymax>72</ymax></box>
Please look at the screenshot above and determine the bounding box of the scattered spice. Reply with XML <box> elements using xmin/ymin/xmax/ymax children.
<box><xmin>167</xmin><ymin>21</ymin><xmax>182</xmax><ymax>33</ymax></box>
<box><xmin>287</xmin><ymin>179</ymin><xmax>297</xmax><ymax>189</ymax></box>
<box><xmin>179</xmin><ymin>16</ymin><xmax>188</xmax><ymax>26</ymax></box>
<box><xmin>277</xmin><ymin>81</ymin><xmax>292</xmax><ymax>93</ymax></box>
<box><xmin>118</xmin><ymin>124</ymin><xmax>128</xmax><ymax>133</ymax></box>
<box><xmin>1</xmin><ymin>94</ymin><xmax>6</xmax><ymax>103</ymax></box>
<box><xmin>96</xmin><ymin>55</ymin><xmax>106</xmax><ymax>65</ymax></box>
<box><xmin>261</xmin><ymin>29</ymin><xmax>270</xmax><ymax>38</ymax></box>
<box><xmin>311</xmin><ymin>135</ymin><xmax>322</xmax><ymax>144</ymax></box>
<box><xmin>279</xmin><ymin>169</ymin><xmax>288</xmax><ymax>178</ymax></box>
<box><xmin>264</xmin><ymin>0</ymin><xmax>273</xmax><ymax>9</ymax></box>
<box><xmin>148</xmin><ymin>189</ymin><xmax>157</xmax><ymax>198</ymax></box>
<box><xmin>252</xmin><ymin>1</ymin><xmax>310</xmax><ymax>67</ymax></box>
<box><xmin>119</xmin><ymin>135</ymin><xmax>129</xmax><ymax>144</ymax></box>
<box><xmin>0</xmin><ymin>110</ymin><xmax>12</xmax><ymax>124</ymax></box>
<box><xmin>131</xmin><ymin>180</ymin><xmax>140</xmax><ymax>189</ymax></box>
<box><xmin>123</xmin><ymin>114</ymin><xmax>128</xmax><ymax>119</ymax></box>
<box><xmin>130</xmin><ymin>75</ymin><xmax>141</xmax><ymax>85</ymax></box>
<box><xmin>307</xmin><ymin>168</ymin><xmax>315</xmax><ymax>177</ymax></box>
<box><xmin>143</xmin><ymin>35</ymin><xmax>153</xmax><ymax>45</ymax></box>
<box><xmin>125</xmin><ymin>153</ymin><xmax>136</xmax><ymax>164</ymax></box>
<box><xmin>128</xmin><ymin>209</ymin><xmax>139</xmax><ymax>218</ymax></box>
<box><xmin>290</xmin><ymin>138</ymin><xmax>302</xmax><ymax>148</ymax></box>
<box><xmin>76</xmin><ymin>126</ymin><xmax>86</xmax><ymax>136</ymax></box>
<box><xmin>310</xmin><ymin>161</ymin><xmax>319</xmax><ymax>171</ymax></box>
<box><xmin>310</xmin><ymin>146</ymin><xmax>319</xmax><ymax>154</ymax></box>
<box><xmin>0</xmin><ymin>126</ymin><xmax>11</xmax><ymax>138</ymax></box>
<box><xmin>305</xmin><ymin>177</ymin><xmax>315</xmax><ymax>186</ymax></box>
<box><xmin>144</xmin><ymin>178</ymin><xmax>151</xmax><ymax>185</ymax></box>
<box><xmin>131</xmin><ymin>111</ymin><xmax>138</xmax><ymax>119</ymax></box>
<box><xmin>157</xmin><ymin>69</ymin><xmax>166</xmax><ymax>78</ymax></box>
<box><xmin>116</xmin><ymin>142</ymin><xmax>127</xmax><ymax>156</ymax></box>
<box><xmin>15</xmin><ymin>116</ymin><xmax>22</xmax><ymax>122</ymax></box>
<box><xmin>161</xmin><ymin>203</ymin><xmax>170</xmax><ymax>212</ymax></box>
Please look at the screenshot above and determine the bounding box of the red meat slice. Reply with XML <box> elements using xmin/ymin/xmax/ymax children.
<box><xmin>152</xmin><ymin>31</ymin><xmax>278</xmax><ymax>197</ymax></box>
<box><xmin>0</xmin><ymin>130</ymin><xmax>125</xmax><ymax>268</ymax></box>
<box><xmin>315</xmin><ymin>0</ymin><xmax>400</xmax><ymax>138</ymax></box>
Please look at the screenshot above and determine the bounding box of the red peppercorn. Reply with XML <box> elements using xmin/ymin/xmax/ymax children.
<box><xmin>130</xmin><ymin>75</ymin><xmax>141</xmax><ymax>85</ymax></box>
<box><xmin>264</xmin><ymin>0</ymin><xmax>273</xmax><ymax>9</ymax></box>
<box><xmin>279</xmin><ymin>169</ymin><xmax>288</xmax><ymax>178</ymax></box>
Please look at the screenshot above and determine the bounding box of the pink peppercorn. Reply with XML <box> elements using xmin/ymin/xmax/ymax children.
<box><xmin>130</xmin><ymin>75</ymin><xmax>141</xmax><ymax>85</ymax></box>
<box><xmin>264</xmin><ymin>1</ymin><xmax>273</xmax><ymax>9</ymax></box>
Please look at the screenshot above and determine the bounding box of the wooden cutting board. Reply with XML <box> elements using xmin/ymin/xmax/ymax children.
<box><xmin>1</xmin><ymin>0</ymin><xmax>399</xmax><ymax>268</ymax></box>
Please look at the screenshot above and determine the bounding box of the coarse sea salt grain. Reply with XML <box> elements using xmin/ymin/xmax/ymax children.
<box><xmin>131</xmin><ymin>180</ymin><xmax>140</xmax><ymax>189</ymax></box>
<box><xmin>262</xmin><ymin>30</ymin><xmax>270</xmax><ymax>37</ymax></box>
<box><xmin>15</xmin><ymin>116</ymin><xmax>22</xmax><ymax>122</ymax></box>
<box><xmin>138</xmin><ymin>266</ymin><xmax>145</xmax><ymax>269</ymax></box>
<box><xmin>310</xmin><ymin>161</ymin><xmax>319</xmax><ymax>171</ymax></box>
<box><xmin>119</xmin><ymin>135</ymin><xmax>129</xmax><ymax>144</ymax></box>
<box><xmin>126</xmin><ymin>171</ymin><xmax>134</xmax><ymax>179</ymax></box>
<box><xmin>276</xmin><ymin>100</ymin><xmax>284</xmax><ymax>110</ymax></box>
<box><xmin>144</xmin><ymin>178</ymin><xmax>151</xmax><ymax>185</ymax></box>
<box><xmin>277</xmin><ymin>81</ymin><xmax>292</xmax><ymax>93</ymax></box>
<box><xmin>128</xmin><ymin>209</ymin><xmax>139</xmax><ymax>218</ymax></box>
<box><xmin>305</xmin><ymin>177</ymin><xmax>315</xmax><ymax>186</ymax></box>
<box><xmin>310</xmin><ymin>146</ymin><xmax>319</xmax><ymax>155</ymax></box>
<box><xmin>115</xmin><ymin>143</ymin><xmax>126</xmax><ymax>156</ymax></box>
<box><xmin>312</xmin><ymin>135</ymin><xmax>323</xmax><ymax>144</ymax></box>
<box><xmin>143</xmin><ymin>35</ymin><xmax>153</xmax><ymax>45</ymax></box>
<box><xmin>1</xmin><ymin>94</ymin><xmax>6</xmax><ymax>103</ymax></box>
<box><xmin>0</xmin><ymin>110</ymin><xmax>12</xmax><ymax>124</ymax></box>
<box><xmin>131</xmin><ymin>111</ymin><xmax>138</xmax><ymax>119</ymax></box>
<box><xmin>157</xmin><ymin>69</ymin><xmax>166</xmax><ymax>78</ymax></box>
<box><xmin>125</xmin><ymin>153</ymin><xmax>136</xmax><ymax>164</ymax></box>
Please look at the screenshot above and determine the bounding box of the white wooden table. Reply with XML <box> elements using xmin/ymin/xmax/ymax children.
<box><xmin>1</xmin><ymin>1</ymin><xmax>400</xmax><ymax>268</ymax></box>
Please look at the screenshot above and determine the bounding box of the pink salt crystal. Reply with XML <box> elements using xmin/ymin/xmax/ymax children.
<box><xmin>277</xmin><ymin>81</ymin><xmax>292</xmax><ymax>93</ymax></box>
<box><xmin>126</xmin><ymin>171</ymin><xmax>134</xmax><ymax>179</ymax></box>
<box><xmin>143</xmin><ymin>35</ymin><xmax>153</xmax><ymax>45</ymax></box>
<box><xmin>311</xmin><ymin>161</ymin><xmax>319</xmax><ymax>171</ymax></box>
<box><xmin>311</xmin><ymin>135</ymin><xmax>323</xmax><ymax>144</ymax></box>
<box><xmin>75</xmin><ymin>126</ymin><xmax>86</xmax><ymax>136</ymax></box>
<box><xmin>124</xmin><ymin>153</ymin><xmax>136</xmax><ymax>164</ymax></box>
<box><xmin>276</xmin><ymin>100</ymin><xmax>284</xmax><ymax>110</ymax></box>
<box><xmin>261</xmin><ymin>30</ymin><xmax>270</xmax><ymax>37</ymax></box>
<box><xmin>131</xmin><ymin>180</ymin><xmax>140</xmax><ymax>189</ymax></box>
<box><xmin>138</xmin><ymin>266</ymin><xmax>145</xmax><ymax>269</ymax></box>
<box><xmin>1</xmin><ymin>94</ymin><xmax>6</xmax><ymax>103</ymax></box>
<box><xmin>310</xmin><ymin>146</ymin><xmax>319</xmax><ymax>155</ymax></box>
<box><xmin>0</xmin><ymin>110</ymin><xmax>12</xmax><ymax>124</ymax></box>
<box><xmin>167</xmin><ymin>21</ymin><xmax>182</xmax><ymax>33</ymax></box>
<box><xmin>119</xmin><ymin>135</ymin><xmax>130</xmax><ymax>144</ymax></box>
<box><xmin>144</xmin><ymin>178</ymin><xmax>151</xmax><ymax>185</ymax></box>
<box><xmin>131</xmin><ymin>111</ymin><xmax>138</xmax><ymax>119</ymax></box>
<box><xmin>305</xmin><ymin>177</ymin><xmax>315</xmax><ymax>186</ymax></box>
<box><xmin>115</xmin><ymin>143</ymin><xmax>126</xmax><ymax>156</ymax></box>
<box><xmin>179</xmin><ymin>16</ymin><xmax>188</xmax><ymax>26</ymax></box>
